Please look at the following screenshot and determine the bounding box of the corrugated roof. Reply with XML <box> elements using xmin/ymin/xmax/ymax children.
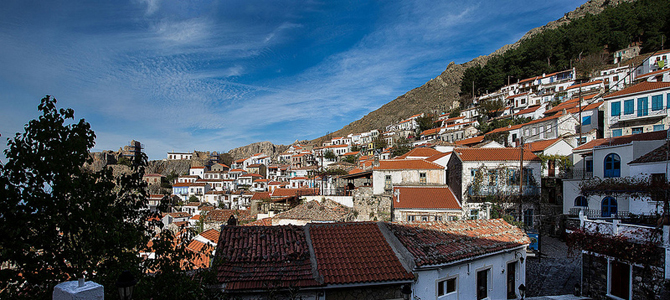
<box><xmin>309</xmin><ymin>222</ymin><xmax>414</xmax><ymax>284</ymax></box>
<box><xmin>393</xmin><ymin>186</ymin><xmax>461</xmax><ymax>210</ymax></box>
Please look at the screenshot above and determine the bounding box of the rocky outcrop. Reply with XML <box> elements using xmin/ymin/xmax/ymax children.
<box><xmin>324</xmin><ymin>0</ymin><xmax>635</xmax><ymax>139</ymax></box>
<box><xmin>226</xmin><ymin>141</ymin><xmax>289</xmax><ymax>161</ymax></box>
<box><xmin>146</xmin><ymin>160</ymin><xmax>192</xmax><ymax>177</ymax></box>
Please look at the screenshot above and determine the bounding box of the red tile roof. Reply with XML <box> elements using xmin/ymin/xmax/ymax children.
<box><xmin>392</xmin><ymin>187</ymin><xmax>461</xmax><ymax>210</ymax></box>
<box><xmin>397</xmin><ymin>147</ymin><xmax>443</xmax><ymax>159</ymax></box>
<box><xmin>199</xmin><ymin>229</ymin><xmax>220</xmax><ymax>244</ymax></box>
<box><xmin>420</xmin><ymin>127</ymin><xmax>445</xmax><ymax>136</ymax></box>
<box><xmin>453</xmin><ymin>135</ymin><xmax>485</xmax><ymax>146</ymax></box>
<box><xmin>309</xmin><ymin>222</ymin><xmax>414</xmax><ymax>284</ymax></box>
<box><xmin>374</xmin><ymin>159</ymin><xmax>443</xmax><ymax>170</ymax></box>
<box><xmin>385</xmin><ymin>219</ymin><xmax>530</xmax><ymax>267</ymax></box>
<box><xmin>215</xmin><ymin>225</ymin><xmax>320</xmax><ymax>290</ymax></box>
<box><xmin>574</xmin><ymin>130</ymin><xmax>668</xmax><ymax>151</ymax></box>
<box><xmin>630</xmin><ymin>141</ymin><xmax>670</xmax><ymax>164</ymax></box>
<box><xmin>271</xmin><ymin>188</ymin><xmax>318</xmax><ymax>198</ymax></box>
<box><xmin>251</xmin><ymin>192</ymin><xmax>272</xmax><ymax>200</ymax></box>
<box><xmin>525</xmin><ymin>138</ymin><xmax>563</xmax><ymax>152</ymax></box>
<box><xmin>566</xmin><ymin>80</ymin><xmax>603</xmax><ymax>90</ymax></box>
<box><xmin>515</xmin><ymin>105</ymin><xmax>541</xmax><ymax>115</ymax></box>
<box><xmin>604</xmin><ymin>81</ymin><xmax>670</xmax><ymax>98</ymax></box>
<box><xmin>244</xmin><ymin>218</ymin><xmax>273</xmax><ymax>226</ymax></box>
<box><xmin>453</xmin><ymin>148</ymin><xmax>540</xmax><ymax>161</ymax></box>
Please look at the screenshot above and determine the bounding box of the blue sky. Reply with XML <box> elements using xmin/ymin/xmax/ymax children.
<box><xmin>0</xmin><ymin>0</ymin><xmax>586</xmax><ymax>160</ymax></box>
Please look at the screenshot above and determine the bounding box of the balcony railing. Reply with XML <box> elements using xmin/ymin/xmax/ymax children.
<box><xmin>468</xmin><ymin>185</ymin><xmax>540</xmax><ymax>197</ymax></box>
<box><xmin>562</xmin><ymin>168</ymin><xmax>593</xmax><ymax>179</ymax></box>
<box><xmin>568</xmin><ymin>207</ymin><xmax>629</xmax><ymax>219</ymax></box>
<box><xmin>609</xmin><ymin>108</ymin><xmax>668</xmax><ymax>124</ymax></box>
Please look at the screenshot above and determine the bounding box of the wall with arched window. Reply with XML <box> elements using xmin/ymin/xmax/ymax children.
<box><xmin>604</xmin><ymin>153</ymin><xmax>621</xmax><ymax>178</ymax></box>
<box><xmin>574</xmin><ymin>196</ymin><xmax>587</xmax><ymax>207</ymax></box>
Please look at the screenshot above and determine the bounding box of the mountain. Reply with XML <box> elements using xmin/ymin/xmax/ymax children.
<box><xmin>322</xmin><ymin>0</ymin><xmax>635</xmax><ymax>140</ymax></box>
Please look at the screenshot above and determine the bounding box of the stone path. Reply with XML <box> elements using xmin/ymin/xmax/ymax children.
<box><xmin>526</xmin><ymin>235</ymin><xmax>582</xmax><ymax>297</ymax></box>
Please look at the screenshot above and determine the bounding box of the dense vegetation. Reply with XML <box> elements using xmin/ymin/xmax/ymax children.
<box><xmin>461</xmin><ymin>0</ymin><xmax>670</xmax><ymax>97</ymax></box>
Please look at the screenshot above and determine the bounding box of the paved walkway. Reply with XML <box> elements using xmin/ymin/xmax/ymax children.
<box><xmin>526</xmin><ymin>235</ymin><xmax>582</xmax><ymax>297</ymax></box>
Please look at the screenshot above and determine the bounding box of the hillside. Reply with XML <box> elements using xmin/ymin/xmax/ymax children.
<box><xmin>324</xmin><ymin>0</ymin><xmax>634</xmax><ymax>140</ymax></box>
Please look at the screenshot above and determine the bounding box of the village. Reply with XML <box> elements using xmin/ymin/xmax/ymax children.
<box><xmin>117</xmin><ymin>47</ymin><xmax>670</xmax><ymax>299</ymax></box>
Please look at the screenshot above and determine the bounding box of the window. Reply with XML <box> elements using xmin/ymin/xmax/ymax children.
<box><xmin>654</xmin><ymin>124</ymin><xmax>665</xmax><ymax>131</ymax></box>
<box><xmin>575</xmin><ymin>196</ymin><xmax>588</xmax><ymax>207</ymax></box>
<box><xmin>667</xmin><ymin>93</ymin><xmax>670</xmax><ymax>108</ymax></box>
<box><xmin>612</xmin><ymin>129</ymin><xmax>623</xmax><ymax>137</ymax></box>
<box><xmin>604</xmin><ymin>153</ymin><xmax>621</xmax><ymax>178</ymax></box>
<box><xmin>652</xmin><ymin>95</ymin><xmax>663</xmax><ymax>111</ymax></box>
<box><xmin>407</xmin><ymin>215</ymin><xmax>415</xmax><ymax>222</ymax></box>
<box><xmin>384</xmin><ymin>175</ymin><xmax>392</xmax><ymax>191</ymax></box>
<box><xmin>624</xmin><ymin>99</ymin><xmax>634</xmax><ymax>115</ymax></box>
<box><xmin>637</xmin><ymin>97</ymin><xmax>648</xmax><ymax>116</ymax></box>
<box><xmin>651</xmin><ymin>173</ymin><xmax>666</xmax><ymax>186</ymax></box>
<box><xmin>632</xmin><ymin>127</ymin><xmax>643</xmax><ymax>134</ymax></box>
<box><xmin>419</xmin><ymin>172</ymin><xmax>427</xmax><ymax>185</ymax></box>
<box><xmin>524</xmin><ymin>209</ymin><xmax>533</xmax><ymax>227</ymax></box>
<box><xmin>477</xmin><ymin>269</ymin><xmax>490</xmax><ymax>300</ymax></box>
<box><xmin>582</xmin><ymin>115</ymin><xmax>591</xmax><ymax>125</ymax></box>
<box><xmin>488</xmin><ymin>170</ymin><xmax>497</xmax><ymax>186</ymax></box>
<box><xmin>609</xmin><ymin>260</ymin><xmax>631</xmax><ymax>299</ymax></box>
<box><xmin>507</xmin><ymin>262</ymin><xmax>517</xmax><ymax>299</ymax></box>
<box><xmin>438</xmin><ymin>277</ymin><xmax>457</xmax><ymax>297</ymax></box>
<box><xmin>421</xmin><ymin>216</ymin><xmax>428</xmax><ymax>222</ymax></box>
<box><xmin>601</xmin><ymin>197</ymin><xmax>618</xmax><ymax>217</ymax></box>
<box><xmin>470</xmin><ymin>209</ymin><xmax>479</xmax><ymax>220</ymax></box>
<box><xmin>546</xmin><ymin>125</ymin><xmax>551</xmax><ymax>132</ymax></box>
<box><xmin>611</xmin><ymin>101</ymin><xmax>621</xmax><ymax>116</ymax></box>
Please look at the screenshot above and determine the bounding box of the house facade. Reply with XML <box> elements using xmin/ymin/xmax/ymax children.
<box><xmin>604</xmin><ymin>81</ymin><xmax>670</xmax><ymax>138</ymax></box>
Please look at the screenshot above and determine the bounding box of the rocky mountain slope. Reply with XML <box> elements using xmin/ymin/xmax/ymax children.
<box><xmin>325</xmin><ymin>0</ymin><xmax>634</xmax><ymax>140</ymax></box>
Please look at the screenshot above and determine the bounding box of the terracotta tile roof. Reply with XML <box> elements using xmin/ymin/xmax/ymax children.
<box><xmin>251</xmin><ymin>192</ymin><xmax>272</xmax><ymax>201</ymax></box>
<box><xmin>566</xmin><ymin>80</ymin><xmax>603</xmax><ymax>90</ymax></box>
<box><xmin>229</xmin><ymin>168</ymin><xmax>245</xmax><ymax>172</ymax></box>
<box><xmin>348</xmin><ymin>168</ymin><xmax>365</xmax><ymax>175</ymax></box>
<box><xmin>373</xmin><ymin>159</ymin><xmax>443</xmax><ymax>170</ymax></box>
<box><xmin>342</xmin><ymin>151</ymin><xmax>360</xmax><ymax>156</ymax></box>
<box><xmin>525</xmin><ymin>138</ymin><xmax>563</xmax><ymax>152</ymax></box>
<box><xmin>453</xmin><ymin>135</ymin><xmax>485</xmax><ymax>146</ymax></box>
<box><xmin>392</xmin><ymin>187</ymin><xmax>461</xmax><ymax>210</ymax></box>
<box><xmin>186</xmin><ymin>239</ymin><xmax>214</xmax><ymax>269</ymax></box>
<box><xmin>172</xmin><ymin>182</ymin><xmax>190</xmax><ymax>187</ymax></box>
<box><xmin>485</xmin><ymin>124</ymin><xmax>524</xmax><ymax>135</ymax></box>
<box><xmin>271</xmin><ymin>188</ymin><xmax>318</xmax><ymax>198</ymax></box>
<box><xmin>630</xmin><ymin>141</ymin><xmax>670</xmax><ymax>164</ymax></box>
<box><xmin>234</xmin><ymin>158</ymin><xmax>246</xmax><ymax>163</ymax></box>
<box><xmin>635</xmin><ymin>68</ymin><xmax>670</xmax><ymax>80</ymax></box>
<box><xmin>453</xmin><ymin>147</ymin><xmax>540</xmax><ymax>161</ymax></box>
<box><xmin>515</xmin><ymin>105</ymin><xmax>541</xmax><ymax>115</ymax></box>
<box><xmin>244</xmin><ymin>218</ymin><xmax>273</xmax><ymax>226</ymax></box>
<box><xmin>425</xmin><ymin>151</ymin><xmax>451</xmax><ymax>162</ymax></box>
<box><xmin>309</xmin><ymin>222</ymin><xmax>414</xmax><ymax>284</ymax></box>
<box><xmin>215</xmin><ymin>225</ymin><xmax>320</xmax><ymax>290</ymax></box>
<box><xmin>574</xmin><ymin>130</ymin><xmax>668</xmax><ymax>151</ymax></box>
<box><xmin>397</xmin><ymin>147</ymin><xmax>442</xmax><ymax>159</ymax></box>
<box><xmin>274</xmin><ymin>199</ymin><xmax>353</xmax><ymax>222</ymax></box>
<box><xmin>604</xmin><ymin>81</ymin><xmax>670</xmax><ymax>98</ymax></box>
<box><xmin>199</xmin><ymin>229</ymin><xmax>220</xmax><ymax>244</ymax></box>
<box><xmin>165</xmin><ymin>212</ymin><xmax>191</xmax><ymax>218</ymax></box>
<box><xmin>420</xmin><ymin>127</ymin><xmax>445</xmax><ymax>136</ymax></box>
<box><xmin>385</xmin><ymin>219</ymin><xmax>530</xmax><ymax>267</ymax></box>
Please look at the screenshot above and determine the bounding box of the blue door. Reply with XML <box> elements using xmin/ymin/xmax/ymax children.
<box><xmin>601</xmin><ymin>197</ymin><xmax>617</xmax><ymax>217</ymax></box>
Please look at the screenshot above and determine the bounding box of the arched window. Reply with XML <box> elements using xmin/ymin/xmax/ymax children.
<box><xmin>574</xmin><ymin>196</ymin><xmax>588</xmax><ymax>207</ymax></box>
<box><xmin>601</xmin><ymin>197</ymin><xmax>618</xmax><ymax>217</ymax></box>
<box><xmin>604</xmin><ymin>154</ymin><xmax>621</xmax><ymax>178</ymax></box>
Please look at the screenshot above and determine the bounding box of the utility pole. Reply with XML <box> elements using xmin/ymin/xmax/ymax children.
<box><xmin>578</xmin><ymin>81</ymin><xmax>583</xmax><ymax>145</ymax></box>
<box><xmin>519</xmin><ymin>137</ymin><xmax>524</xmax><ymax>221</ymax></box>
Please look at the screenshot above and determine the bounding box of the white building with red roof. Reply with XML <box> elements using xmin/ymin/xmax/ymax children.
<box><xmin>604</xmin><ymin>81</ymin><xmax>670</xmax><ymax>138</ymax></box>
<box><xmin>372</xmin><ymin>159</ymin><xmax>445</xmax><ymax>195</ymax></box>
<box><xmin>391</xmin><ymin>186</ymin><xmax>462</xmax><ymax>222</ymax></box>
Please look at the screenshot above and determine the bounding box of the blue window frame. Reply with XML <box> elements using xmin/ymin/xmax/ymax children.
<box><xmin>612</xmin><ymin>129</ymin><xmax>622</xmax><ymax>137</ymax></box>
<box><xmin>601</xmin><ymin>197</ymin><xmax>618</xmax><ymax>217</ymax></box>
<box><xmin>654</xmin><ymin>124</ymin><xmax>665</xmax><ymax>131</ymax></box>
<box><xmin>586</xmin><ymin>160</ymin><xmax>593</xmax><ymax>173</ymax></box>
<box><xmin>604</xmin><ymin>153</ymin><xmax>621</xmax><ymax>178</ymax></box>
<box><xmin>611</xmin><ymin>101</ymin><xmax>621</xmax><ymax>116</ymax></box>
<box><xmin>582</xmin><ymin>116</ymin><xmax>591</xmax><ymax>125</ymax></box>
<box><xmin>632</xmin><ymin>127</ymin><xmax>643</xmax><ymax>134</ymax></box>
<box><xmin>652</xmin><ymin>95</ymin><xmax>663</xmax><ymax>111</ymax></box>
<box><xmin>637</xmin><ymin>97</ymin><xmax>648</xmax><ymax>116</ymax></box>
<box><xmin>667</xmin><ymin>93</ymin><xmax>670</xmax><ymax>108</ymax></box>
<box><xmin>574</xmin><ymin>196</ymin><xmax>588</xmax><ymax>207</ymax></box>
<box><xmin>624</xmin><ymin>100</ymin><xmax>634</xmax><ymax>115</ymax></box>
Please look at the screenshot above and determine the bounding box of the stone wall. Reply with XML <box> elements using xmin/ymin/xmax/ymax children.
<box><xmin>352</xmin><ymin>187</ymin><xmax>392</xmax><ymax>222</ymax></box>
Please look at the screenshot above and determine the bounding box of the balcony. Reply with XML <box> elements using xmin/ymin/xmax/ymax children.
<box><xmin>568</xmin><ymin>207</ymin><xmax>629</xmax><ymax>219</ymax></box>
<box><xmin>609</xmin><ymin>108</ymin><xmax>668</xmax><ymax>124</ymax></box>
<box><xmin>562</xmin><ymin>168</ymin><xmax>593</xmax><ymax>180</ymax></box>
<box><xmin>468</xmin><ymin>185</ymin><xmax>540</xmax><ymax>197</ymax></box>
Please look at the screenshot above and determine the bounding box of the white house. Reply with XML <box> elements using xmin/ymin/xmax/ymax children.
<box><xmin>372</xmin><ymin>159</ymin><xmax>445</xmax><ymax>195</ymax></box>
<box><xmin>627</xmin><ymin>141</ymin><xmax>670</xmax><ymax>215</ymax></box>
<box><xmin>604</xmin><ymin>81</ymin><xmax>670</xmax><ymax>138</ymax></box>
<box><xmin>391</xmin><ymin>186</ymin><xmax>462</xmax><ymax>222</ymax></box>
<box><xmin>562</xmin><ymin>130</ymin><xmax>667</xmax><ymax>218</ymax></box>
<box><xmin>189</xmin><ymin>166</ymin><xmax>206</xmax><ymax>178</ymax></box>
<box><xmin>167</xmin><ymin>152</ymin><xmax>193</xmax><ymax>160</ymax></box>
